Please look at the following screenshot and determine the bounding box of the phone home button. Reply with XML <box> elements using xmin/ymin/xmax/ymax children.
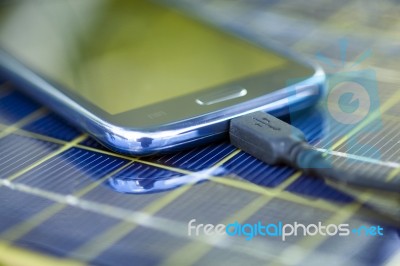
<box><xmin>195</xmin><ymin>86</ymin><xmax>247</xmax><ymax>105</ymax></box>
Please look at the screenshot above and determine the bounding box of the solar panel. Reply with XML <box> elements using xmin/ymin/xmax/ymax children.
<box><xmin>0</xmin><ymin>0</ymin><xmax>399</xmax><ymax>265</ymax></box>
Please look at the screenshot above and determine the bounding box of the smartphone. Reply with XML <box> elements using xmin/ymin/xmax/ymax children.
<box><xmin>0</xmin><ymin>0</ymin><xmax>324</xmax><ymax>156</ymax></box>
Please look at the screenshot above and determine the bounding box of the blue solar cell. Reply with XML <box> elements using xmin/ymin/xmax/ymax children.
<box><xmin>315</xmin><ymin>219</ymin><xmax>400</xmax><ymax>266</ymax></box>
<box><xmin>222</xmin><ymin>151</ymin><xmax>296</xmax><ymax>187</ymax></box>
<box><xmin>23</xmin><ymin>113</ymin><xmax>81</xmax><ymax>141</ymax></box>
<box><xmin>0</xmin><ymin>187</ymin><xmax>54</xmax><ymax>234</ymax></box>
<box><xmin>15</xmin><ymin>148</ymin><xmax>129</xmax><ymax>194</ymax></box>
<box><xmin>15</xmin><ymin>207</ymin><xmax>119</xmax><ymax>256</ymax></box>
<box><xmin>290</xmin><ymin>108</ymin><xmax>325</xmax><ymax>145</ymax></box>
<box><xmin>0</xmin><ymin>134</ymin><xmax>60</xmax><ymax>179</ymax></box>
<box><xmin>286</xmin><ymin>175</ymin><xmax>354</xmax><ymax>203</ymax></box>
<box><xmin>0</xmin><ymin>91</ymin><xmax>40</xmax><ymax>124</ymax></box>
<box><xmin>91</xmin><ymin>227</ymin><xmax>189</xmax><ymax>266</ymax></box>
<box><xmin>149</xmin><ymin>141</ymin><xmax>236</xmax><ymax>171</ymax></box>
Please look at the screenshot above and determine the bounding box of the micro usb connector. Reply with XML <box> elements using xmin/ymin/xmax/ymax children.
<box><xmin>229</xmin><ymin>111</ymin><xmax>400</xmax><ymax>192</ymax></box>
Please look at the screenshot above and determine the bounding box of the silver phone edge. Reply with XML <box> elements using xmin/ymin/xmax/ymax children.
<box><xmin>0</xmin><ymin>49</ymin><xmax>325</xmax><ymax>156</ymax></box>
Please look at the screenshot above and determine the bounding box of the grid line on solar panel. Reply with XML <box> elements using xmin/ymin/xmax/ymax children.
<box><xmin>0</xmin><ymin>119</ymin><xmax>390</xmax><ymax>211</ymax></box>
<box><xmin>0</xmin><ymin>20</ymin><xmax>396</xmax><ymax>266</ymax></box>
<box><xmin>0</xmin><ymin>117</ymin><xmax>376</xmax><ymax>211</ymax></box>
<box><xmin>69</xmin><ymin>185</ymin><xmax>193</xmax><ymax>260</ymax></box>
<box><xmin>162</xmin><ymin>169</ymin><xmax>305</xmax><ymax>265</ymax></box>
<box><xmin>4</xmin><ymin>135</ymin><xmax>87</xmax><ymax>182</ymax></box>
<box><xmin>68</xmin><ymin>146</ymin><xmax>242</xmax><ymax>260</ymax></box>
<box><xmin>0</xmin><ymin>122</ymin><xmax>255</xmax><ymax>260</ymax></box>
<box><xmin>0</xmin><ymin>121</ymin><xmax>355</xmax><ymax>212</ymax></box>
<box><xmin>266</xmin><ymin>90</ymin><xmax>400</xmax><ymax>265</ymax></box>
<box><xmin>0</xmin><ymin>1</ymin><xmax>398</xmax><ymax>264</ymax></box>
<box><xmin>5</xmin><ymin>158</ymin><xmax>384</xmax><ymax>264</ymax></box>
<box><xmin>0</xmin><ymin>135</ymin><xmax>60</xmax><ymax>179</ymax></box>
<box><xmin>160</xmin><ymin>88</ymin><xmax>400</xmax><ymax>265</ymax></box>
<box><xmin>0</xmin><ymin>108</ymin><xmax>47</xmax><ymax>139</ymax></box>
<box><xmin>14</xmin><ymin>148</ymin><xmax>128</xmax><ymax>193</ymax></box>
<box><xmin>0</xmin><ymin>141</ymin><xmax>390</xmax><ymax>266</ymax></box>
<box><xmin>0</xmin><ymin>157</ymin><xmax>132</xmax><ymax>244</ymax></box>
<box><xmin>150</xmin><ymin>141</ymin><xmax>237</xmax><ymax>171</ymax></box>
<box><xmin>269</xmin><ymin>199</ymin><xmax>366</xmax><ymax>266</ymax></box>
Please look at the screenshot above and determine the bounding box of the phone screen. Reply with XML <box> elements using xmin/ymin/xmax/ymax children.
<box><xmin>0</xmin><ymin>0</ymin><xmax>288</xmax><ymax>115</ymax></box>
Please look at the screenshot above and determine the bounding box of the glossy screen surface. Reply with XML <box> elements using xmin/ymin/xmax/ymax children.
<box><xmin>0</xmin><ymin>0</ymin><xmax>287</xmax><ymax>114</ymax></box>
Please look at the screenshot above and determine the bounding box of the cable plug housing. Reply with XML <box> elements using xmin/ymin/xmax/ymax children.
<box><xmin>229</xmin><ymin>111</ymin><xmax>400</xmax><ymax>192</ymax></box>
